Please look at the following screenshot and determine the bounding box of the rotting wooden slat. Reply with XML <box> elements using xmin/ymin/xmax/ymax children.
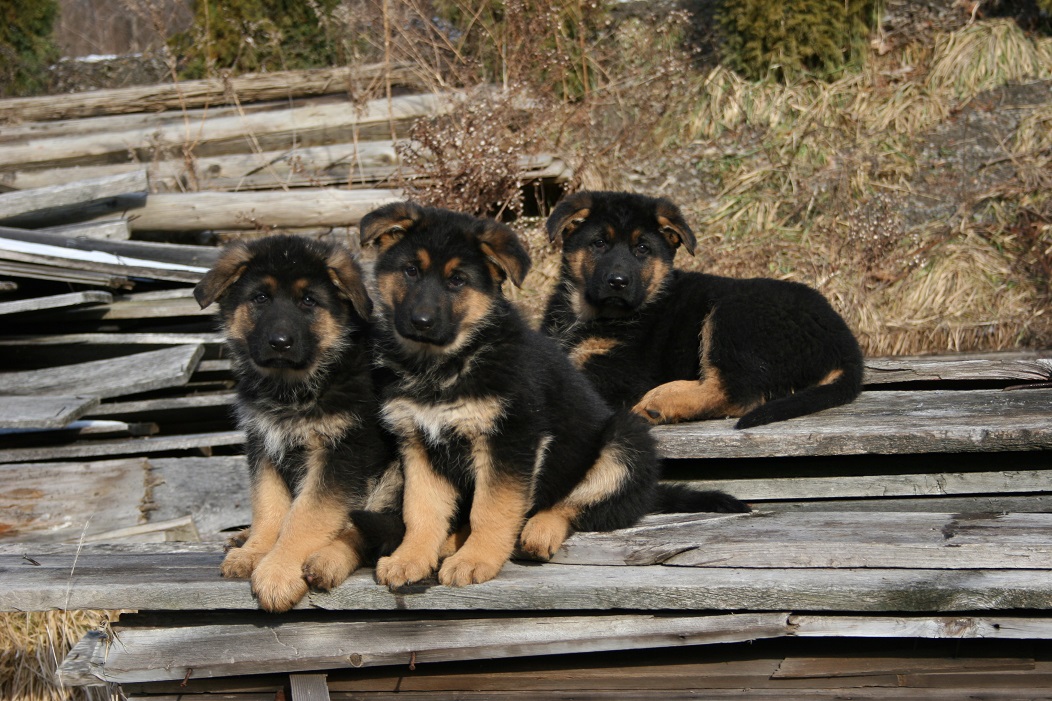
<box><xmin>772</xmin><ymin>655</ymin><xmax>1033</xmax><ymax>679</ymax></box>
<box><xmin>0</xmin><ymin>236</ymin><xmax>206</xmax><ymax>283</ymax></box>
<box><xmin>120</xmin><ymin>691</ymin><xmax>1052</xmax><ymax>700</ymax></box>
<box><xmin>0</xmin><ymin>395</ymin><xmax>99</xmax><ymax>429</ymax></box>
<box><xmin>290</xmin><ymin>675</ymin><xmax>331</xmax><ymax>701</ymax></box>
<box><xmin>0</xmin><ymin>259</ymin><xmax>130</xmax><ymax>288</ymax></box>
<box><xmin>146</xmin><ymin>456</ymin><xmax>250</xmax><ymax>539</ymax></box>
<box><xmin>763</xmin><ymin>495</ymin><xmax>1052</xmax><ymax>513</ymax></box>
<box><xmin>0</xmin><ymin>457</ymin><xmax>147</xmax><ymax>543</ymax></box>
<box><xmin>0</xmin><ymin>290</ymin><xmax>111</xmax><ymax>316</ymax></box>
<box><xmin>4</xmin><ymin>551</ymin><xmax>1052</xmax><ymax>612</ymax></box>
<box><xmin>88</xmin><ymin>392</ymin><xmax>235</xmax><ymax>418</ymax></box>
<box><xmin>789</xmin><ymin>614</ymin><xmax>1052</xmax><ymax>639</ymax></box>
<box><xmin>128</xmin><ymin>188</ymin><xmax>404</xmax><ymax>231</ymax></box>
<box><xmin>0</xmin><ymin>344</ymin><xmax>204</xmax><ymax>399</ymax></box>
<box><xmin>0</xmin><ymin>63</ymin><xmax>419</xmax><ymax>123</ymax></box>
<box><xmin>50</xmin><ymin>290</ymin><xmax>212</xmax><ymax>321</ymax></box>
<box><xmin>56</xmin><ymin>630</ymin><xmax>107</xmax><ymax>688</ymax></box>
<box><xmin>864</xmin><ymin>353</ymin><xmax>1052</xmax><ymax>385</ymax></box>
<box><xmin>681</xmin><ymin>468</ymin><xmax>1052</xmax><ymax>501</ymax></box>
<box><xmin>0</xmin><ymin>429</ymin><xmax>243</xmax><ymax>463</ymax></box>
<box><xmin>0</xmin><ymin>171</ymin><xmax>148</xmax><ymax>224</ymax></box>
<box><xmin>652</xmin><ymin>388</ymin><xmax>1052</xmax><ymax>459</ymax></box>
<box><xmin>0</xmin><ymin>226</ymin><xmax>219</xmax><ymax>268</ymax></box>
<box><xmin>92</xmin><ymin>612</ymin><xmax>790</xmax><ymax>684</ymax></box>
<box><xmin>41</xmin><ymin>218</ymin><xmax>130</xmax><ymax>240</ymax></box>
<box><xmin>0</xmin><ymin>332</ymin><xmax>224</xmax><ymax>347</ymax></box>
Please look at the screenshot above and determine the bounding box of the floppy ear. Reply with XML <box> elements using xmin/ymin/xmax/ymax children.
<box><xmin>478</xmin><ymin>221</ymin><xmax>531</xmax><ymax>288</ymax></box>
<box><xmin>654</xmin><ymin>199</ymin><xmax>696</xmax><ymax>257</ymax></box>
<box><xmin>326</xmin><ymin>245</ymin><xmax>373</xmax><ymax>320</ymax></box>
<box><xmin>194</xmin><ymin>241</ymin><xmax>253</xmax><ymax>309</ymax></box>
<box><xmin>545</xmin><ymin>191</ymin><xmax>594</xmax><ymax>246</ymax></box>
<box><xmin>359</xmin><ymin>201</ymin><xmax>423</xmax><ymax>252</ymax></box>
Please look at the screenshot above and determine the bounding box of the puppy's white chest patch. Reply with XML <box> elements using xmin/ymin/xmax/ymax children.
<box><xmin>383</xmin><ymin>396</ymin><xmax>506</xmax><ymax>444</ymax></box>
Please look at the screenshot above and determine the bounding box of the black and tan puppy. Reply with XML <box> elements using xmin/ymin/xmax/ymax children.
<box><xmin>358</xmin><ymin>202</ymin><xmax>747</xmax><ymax>589</ymax></box>
<box><xmin>194</xmin><ymin>235</ymin><xmax>401</xmax><ymax>612</ymax></box>
<box><xmin>543</xmin><ymin>191</ymin><xmax>864</xmax><ymax>429</ymax></box>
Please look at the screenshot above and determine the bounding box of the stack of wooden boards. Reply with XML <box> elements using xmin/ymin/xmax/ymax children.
<box><xmin>2</xmin><ymin>64</ymin><xmax>1052</xmax><ymax>701</ymax></box>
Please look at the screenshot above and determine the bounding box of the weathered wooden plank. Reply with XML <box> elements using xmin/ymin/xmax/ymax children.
<box><xmin>41</xmin><ymin>218</ymin><xmax>130</xmax><ymax>240</ymax></box>
<box><xmin>3</xmin><ymin>550</ymin><xmax>1052</xmax><ymax>612</ymax></box>
<box><xmin>0</xmin><ymin>395</ymin><xmax>99</xmax><ymax>429</ymax></box>
<box><xmin>0</xmin><ymin>291</ymin><xmax>111</xmax><ymax>316</ymax></box>
<box><xmin>864</xmin><ymin>353</ymin><xmax>1052</xmax><ymax>385</ymax></box>
<box><xmin>0</xmin><ymin>457</ymin><xmax>147</xmax><ymax>543</ymax></box>
<box><xmin>0</xmin><ymin>64</ymin><xmax>419</xmax><ymax>122</ymax></box>
<box><xmin>0</xmin><ymin>171</ymin><xmax>148</xmax><ymax>224</ymax></box>
<box><xmin>0</xmin><ymin>332</ymin><xmax>224</xmax><ymax>347</ymax></box>
<box><xmin>0</xmin><ymin>259</ymin><xmax>131</xmax><ymax>288</ymax></box>
<box><xmin>50</xmin><ymin>289</ymin><xmax>212</xmax><ymax>321</ymax></box>
<box><xmin>56</xmin><ymin>629</ymin><xmax>107</xmax><ymax>688</ymax></box>
<box><xmin>129</xmin><ymin>188</ymin><xmax>404</xmax><ymax>231</ymax></box>
<box><xmin>652</xmin><ymin>389</ymin><xmax>1052</xmax><ymax>459</ymax></box>
<box><xmin>0</xmin><ymin>93</ymin><xmax>461</xmax><ymax>171</ymax></box>
<box><xmin>0</xmin><ymin>345</ymin><xmax>203</xmax><ymax>399</ymax></box>
<box><xmin>290</xmin><ymin>675</ymin><xmax>331</xmax><ymax>701</ymax></box>
<box><xmin>682</xmin><ymin>468</ymin><xmax>1052</xmax><ymax>501</ymax></box>
<box><xmin>88</xmin><ymin>392</ymin><xmax>235</xmax><ymax>418</ymax></box>
<box><xmin>146</xmin><ymin>456</ymin><xmax>251</xmax><ymax>538</ymax></box>
<box><xmin>0</xmin><ymin>236</ymin><xmax>206</xmax><ymax>283</ymax></box>
<box><xmin>93</xmin><ymin>612</ymin><xmax>791</xmax><ymax>683</ymax></box>
<box><xmin>789</xmin><ymin>614</ymin><xmax>1052</xmax><ymax>639</ymax></box>
<box><xmin>124</xmin><ymin>692</ymin><xmax>1052</xmax><ymax>700</ymax></box>
<box><xmin>772</xmin><ymin>655</ymin><xmax>1033</xmax><ymax>679</ymax></box>
<box><xmin>0</xmin><ymin>429</ymin><xmax>243</xmax><ymax>463</ymax></box>
<box><xmin>763</xmin><ymin>495</ymin><xmax>1052</xmax><ymax>513</ymax></box>
<box><xmin>552</xmin><ymin>511</ymin><xmax>1052</xmax><ymax>569</ymax></box>
<box><xmin>0</xmin><ymin>226</ymin><xmax>219</xmax><ymax>268</ymax></box>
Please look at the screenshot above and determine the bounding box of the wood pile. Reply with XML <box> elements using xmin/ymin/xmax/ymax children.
<box><xmin>1</xmin><ymin>66</ymin><xmax>1052</xmax><ymax>701</ymax></box>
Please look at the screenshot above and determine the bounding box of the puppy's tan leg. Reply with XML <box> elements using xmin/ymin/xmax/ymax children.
<box><xmin>303</xmin><ymin>526</ymin><xmax>365</xmax><ymax>592</ymax></box>
<box><xmin>375</xmin><ymin>437</ymin><xmax>458</xmax><ymax>588</ymax></box>
<box><xmin>632</xmin><ymin>374</ymin><xmax>745</xmax><ymax>425</ymax></box>
<box><xmin>439</xmin><ymin>442</ymin><xmax>529</xmax><ymax>587</ymax></box>
<box><xmin>221</xmin><ymin>460</ymin><xmax>290</xmax><ymax>579</ymax></box>
<box><xmin>251</xmin><ymin>448</ymin><xmax>349</xmax><ymax>612</ymax></box>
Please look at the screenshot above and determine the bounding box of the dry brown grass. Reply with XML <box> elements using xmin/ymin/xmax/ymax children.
<box><xmin>0</xmin><ymin>610</ymin><xmax>117</xmax><ymax>701</ymax></box>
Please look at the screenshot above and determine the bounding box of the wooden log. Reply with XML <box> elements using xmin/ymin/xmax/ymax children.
<box><xmin>0</xmin><ymin>171</ymin><xmax>147</xmax><ymax>226</ymax></box>
<box><xmin>0</xmin><ymin>64</ymin><xmax>420</xmax><ymax>123</ymax></box>
<box><xmin>0</xmin><ymin>395</ymin><xmax>99</xmax><ymax>429</ymax></box>
<box><xmin>90</xmin><ymin>612</ymin><xmax>791</xmax><ymax>684</ymax></box>
<box><xmin>864</xmin><ymin>353</ymin><xmax>1052</xmax><ymax>385</ymax></box>
<box><xmin>0</xmin><ymin>457</ymin><xmax>147</xmax><ymax>543</ymax></box>
<box><xmin>0</xmin><ymin>93</ymin><xmax>461</xmax><ymax>171</ymax></box>
<box><xmin>3</xmin><ymin>549</ymin><xmax>1052</xmax><ymax>612</ymax></box>
<box><xmin>0</xmin><ymin>429</ymin><xmax>243</xmax><ymax>463</ymax></box>
<box><xmin>128</xmin><ymin>188</ymin><xmax>405</xmax><ymax>231</ymax></box>
<box><xmin>0</xmin><ymin>344</ymin><xmax>203</xmax><ymax>399</ymax></box>
<box><xmin>0</xmin><ymin>290</ymin><xmax>111</xmax><ymax>316</ymax></box>
<box><xmin>651</xmin><ymin>388</ymin><xmax>1052</xmax><ymax>459</ymax></box>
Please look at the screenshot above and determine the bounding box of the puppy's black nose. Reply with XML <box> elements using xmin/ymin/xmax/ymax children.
<box><xmin>411</xmin><ymin>310</ymin><xmax>435</xmax><ymax>331</ymax></box>
<box><xmin>607</xmin><ymin>273</ymin><xmax>629</xmax><ymax>291</ymax></box>
<box><xmin>269</xmin><ymin>333</ymin><xmax>293</xmax><ymax>351</ymax></box>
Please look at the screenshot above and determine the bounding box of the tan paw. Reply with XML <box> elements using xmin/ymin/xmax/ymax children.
<box><xmin>225</xmin><ymin>528</ymin><xmax>250</xmax><ymax>550</ymax></box>
<box><xmin>374</xmin><ymin>553</ymin><xmax>435</xmax><ymax>588</ymax></box>
<box><xmin>303</xmin><ymin>544</ymin><xmax>360</xmax><ymax>592</ymax></box>
<box><xmin>220</xmin><ymin>546</ymin><xmax>264</xmax><ymax>579</ymax></box>
<box><xmin>519</xmin><ymin>512</ymin><xmax>571</xmax><ymax>561</ymax></box>
<box><xmin>437</xmin><ymin>551</ymin><xmax>505</xmax><ymax>587</ymax></box>
<box><xmin>251</xmin><ymin>554</ymin><xmax>308</xmax><ymax>613</ymax></box>
<box><xmin>632</xmin><ymin>380</ymin><xmax>700</xmax><ymax>424</ymax></box>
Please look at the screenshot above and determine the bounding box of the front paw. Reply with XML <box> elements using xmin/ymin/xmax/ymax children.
<box><xmin>303</xmin><ymin>544</ymin><xmax>360</xmax><ymax>592</ymax></box>
<box><xmin>374</xmin><ymin>553</ymin><xmax>435</xmax><ymax>589</ymax></box>
<box><xmin>519</xmin><ymin>512</ymin><xmax>571</xmax><ymax>561</ymax></box>
<box><xmin>251</xmin><ymin>554</ymin><xmax>309</xmax><ymax>613</ymax></box>
<box><xmin>220</xmin><ymin>546</ymin><xmax>264</xmax><ymax>579</ymax></box>
<box><xmin>437</xmin><ymin>550</ymin><xmax>505</xmax><ymax>587</ymax></box>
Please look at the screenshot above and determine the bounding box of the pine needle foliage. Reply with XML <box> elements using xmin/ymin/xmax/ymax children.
<box><xmin>0</xmin><ymin>0</ymin><xmax>59</xmax><ymax>97</ymax></box>
<box><xmin>716</xmin><ymin>0</ymin><xmax>878</xmax><ymax>81</ymax></box>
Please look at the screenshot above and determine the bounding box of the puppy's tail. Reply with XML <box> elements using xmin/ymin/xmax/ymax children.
<box><xmin>653</xmin><ymin>482</ymin><xmax>750</xmax><ymax>514</ymax></box>
<box><xmin>735</xmin><ymin>361</ymin><xmax>863</xmax><ymax>430</ymax></box>
<box><xmin>349</xmin><ymin>509</ymin><xmax>405</xmax><ymax>560</ymax></box>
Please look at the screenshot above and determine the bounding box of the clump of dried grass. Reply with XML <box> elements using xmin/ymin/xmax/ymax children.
<box><xmin>0</xmin><ymin>610</ymin><xmax>116</xmax><ymax>701</ymax></box>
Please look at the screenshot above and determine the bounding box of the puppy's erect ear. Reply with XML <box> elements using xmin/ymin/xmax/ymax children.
<box><xmin>359</xmin><ymin>201</ymin><xmax>423</xmax><ymax>252</ymax></box>
<box><xmin>194</xmin><ymin>241</ymin><xmax>253</xmax><ymax>309</ymax></box>
<box><xmin>654</xmin><ymin>199</ymin><xmax>696</xmax><ymax>257</ymax></box>
<box><xmin>545</xmin><ymin>191</ymin><xmax>594</xmax><ymax>246</ymax></box>
<box><xmin>326</xmin><ymin>245</ymin><xmax>373</xmax><ymax>320</ymax></box>
<box><xmin>478</xmin><ymin>221</ymin><xmax>531</xmax><ymax>288</ymax></box>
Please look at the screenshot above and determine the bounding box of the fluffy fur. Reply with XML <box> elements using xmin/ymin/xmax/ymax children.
<box><xmin>543</xmin><ymin>190</ymin><xmax>864</xmax><ymax>429</ymax></box>
<box><xmin>194</xmin><ymin>234</ymin><xmax>400</xmax><ymax>612</ymax></box>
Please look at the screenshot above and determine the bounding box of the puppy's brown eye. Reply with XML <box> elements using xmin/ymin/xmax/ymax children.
<box><xmin>591</xmin><ymin>238</ymin><xmax>607</xmax><ymax>250</ymax></box>
<box><xmin>634</xmin><ymin>243</ymin><xmax>650</xmax><ymax>255</ymax></box>
<box><xmin>447</xmin><ymin>272</ymin><xmax>467</xmax><ymax>290</ymax></box>
<box><xmin>301</xmin><ymin>295</ymin><xmax>317</xmax><ymax>308</ymax></box>
<box><xmin>253</xmin><ymin>292</ymin><xmax>270</xmax><ymax>304</ymax></box>
<box><xmin>404</xmin><ymin>265</ymin><xmax>419</xmax><ymax>280</ymax></box>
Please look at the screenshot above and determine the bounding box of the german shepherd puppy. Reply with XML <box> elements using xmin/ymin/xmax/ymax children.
<box><xmin>358</xmin><ymin>203</ymin><xmax>747</xmax><ymax>589</ymax></box>
<box><xmin>194</xmin><ymin>235</ymin><xmax>401</xmax><ymax>612</ymax></box>
<box><xmin>543</xmin><ymin>191</ymin><xmax>864</xmax><ymax>429</ymax></box>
